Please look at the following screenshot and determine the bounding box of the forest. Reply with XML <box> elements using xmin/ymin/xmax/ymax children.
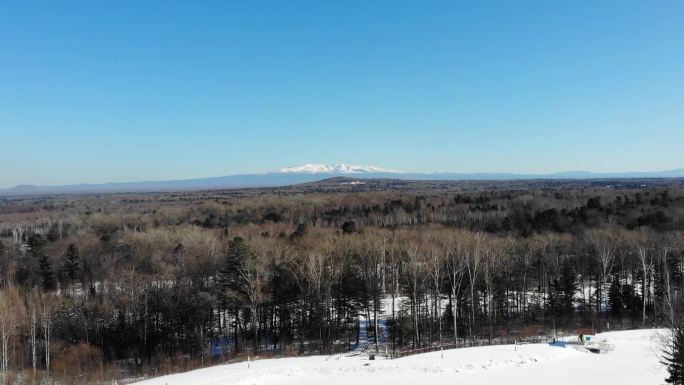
<box><xmin>0</xmin><ymin>178</ymin><xmax>683</xmax><ymax>384</ymax></box>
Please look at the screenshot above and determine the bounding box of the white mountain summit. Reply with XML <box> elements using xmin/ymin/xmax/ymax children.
<box><xmin>278</xmin><ymin>163</ymin><xmax>401</xmax><ymax>174</ymax></box>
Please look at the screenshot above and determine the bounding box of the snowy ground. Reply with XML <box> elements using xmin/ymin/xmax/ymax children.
<box><xmin>132</xmin><ymin>329</ymin><xmax>668</xmax><ymax>385</ymax></box>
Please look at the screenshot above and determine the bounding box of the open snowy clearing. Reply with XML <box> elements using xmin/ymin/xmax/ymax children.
<box><xmin>132</xmin><ymin>329</ymin><xmax>668</xmax><ymax>385</ymax></box>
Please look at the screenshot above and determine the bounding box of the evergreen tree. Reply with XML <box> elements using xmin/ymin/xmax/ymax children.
<box><xmin>217</xmin><ymin>237</ymin><xmax>249</xmax><ymax>293</ymax></box>
<box><xmin>26</xmin><ymin>234</ymin><xmax>55</xmax><ymax>291</ymax></box>
<box><xmin>559</xmin><ymin>259</ymin><xmax>577</xmax><ymax>315</ymax></box>
<box><xmin>216</xmin><ymin>237</ymin><xmax>250</xmax><ymax>352</ymax></box>
<box><xmin>39</xmin><ymin>253</ymin><xmax>55</xmax><ymax>292</ymax></box>
<box><xmin>547</xmin><ymin>277</ymin><xmax>563</xmax><ymax>319</ymax></box>
<box><xmin>46</xmin><ymin>225</ymin><xmax>60</xmax><ymax>242</ymax></box>
<box><xmin>63</xmin><ymin>243</ymin><xmax>82</xmax><ymax>288</ymax></box>
<box><xmin>621</xmin><ymin>283</ymin><xmax>641</xmax><ymax>322</ymax></box>
<box><xmin>290</xmin><ymin>223</ymin><xmax>307</xmax><ymax>241</ymax></box>
<box><xmin>664</xmin><ymin>326</ymin><xmax>684</xmax><ymax>385</ymax></box>
<box><xmin>608</xmin><ymin>275</ymin><xmax>623</xmax><ymax>318</ymax></box>
<box><xmin>27</xmin><ymin>233</ymin><xmax>46</xmax><ymax>256</ymax></box>
<box><xmin>341</xmin><ymin>221</ymin><xmax>357</xmax><ymax>234</ymax></box>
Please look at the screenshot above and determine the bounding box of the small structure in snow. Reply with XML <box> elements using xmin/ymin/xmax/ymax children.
<box><xmin>577</xmin><ymin>328</ymin><xmax>596</xmax><ymax>345</ymax></box>
<box><xmin>576</xmin><ymin>328</ymin><xmax>614</xmax><ymax>354</ymax></box>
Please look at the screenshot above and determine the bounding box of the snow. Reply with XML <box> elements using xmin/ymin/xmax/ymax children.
<box><xmin>278</xmin><ymin>164</ymin><xmax>401</xmax><ymax>174</ymax></box>
<box><xmin>131</xmin><ymin>329</ymin><xmax>668</xmax><ymax>385</ymax></box>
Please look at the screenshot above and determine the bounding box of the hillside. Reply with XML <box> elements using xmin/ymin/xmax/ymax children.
<box><xmin>132</xmin><ymin>329</ymin><xmax>668</xmax><ymax>385</ymax></box>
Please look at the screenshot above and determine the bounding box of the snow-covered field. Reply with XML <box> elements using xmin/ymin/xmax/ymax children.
<box><xmin>132</xmin><ymin>329</ymin><xmax>668</xmax><ymax>385</ymax></box>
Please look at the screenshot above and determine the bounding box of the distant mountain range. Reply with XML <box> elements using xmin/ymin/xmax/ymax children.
<box><xmin>2</xmin><ymin>164</ymin><xmax>684</xmax><ymax>196</ymax></box>
<box><xmin>277</xmin><ymin>163</ymin><xmax>401</xmax><ymax>174</ymax></box>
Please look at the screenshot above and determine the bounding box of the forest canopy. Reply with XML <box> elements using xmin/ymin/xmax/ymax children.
<box><xmin>0</xmin><ymin>179</ymin><xmax>683</xmax><ymax>384</ymax></box>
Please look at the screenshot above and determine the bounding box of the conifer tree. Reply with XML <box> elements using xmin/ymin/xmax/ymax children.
<box><xmin>63</xmin><ymin>243</ymin><xmax>81</xmax><ymax>291</ymax></box>
<box><xmin>664</xmin><ymin>326</ymin><xmax>684</xmax><ymax>385</ymax></box>
<box><xmin>559</xmin><ymin>259</ymin><xmax>577</xmax><ymax>315</ymax></box>
<box><xmin>27</xmin><ymin>234</ymin><xmax>45</xmax><ymax>257</ymax></box>
<box><xmin>39</xmin><ymin>254</ymin><xmax>55</xmax><ymax>292</ymax></box>
<box><xmin>27</xmin><ymin>234</ymin><xmax>55</xmax><ymax>291</ymax></box>
<box><xmin>216</xmin><ymin>237</ymin><xmax>250</xmax><ymax>352</ymax></box>
<box><xmin>46</xmin><ymin>226</ymin><xmax>59</xmax><ymax>242</ymax></box>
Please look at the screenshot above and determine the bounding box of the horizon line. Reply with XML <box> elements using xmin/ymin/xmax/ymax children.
<box><xmin>2</xmin><ymin>166</ymin><xmax>684</xmax><ymax>191</ymax></box>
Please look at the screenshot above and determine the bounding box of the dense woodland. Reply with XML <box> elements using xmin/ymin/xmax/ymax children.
<box><xmin>1</xmin><ymin>178</ymin><xmax>684</xmax><ymax>384</ymax></box>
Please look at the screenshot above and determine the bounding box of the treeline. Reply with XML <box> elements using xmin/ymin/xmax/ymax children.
<box><xmin>0</xmin><ymin>186</ymin><xmax>683</xmax><ymax>384</ymax></box>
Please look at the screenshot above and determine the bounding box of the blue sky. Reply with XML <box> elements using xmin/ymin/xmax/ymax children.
<box><xmin>1</xmin><ymin>1</ymin><xmax>683</xmax><ymax>187</ymax></box>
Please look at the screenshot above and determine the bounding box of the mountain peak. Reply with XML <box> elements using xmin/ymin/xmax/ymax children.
<box><xmin>277</xmin><ymin>163</ymin><xmax>401</xmax><ymax>174</ymax></box>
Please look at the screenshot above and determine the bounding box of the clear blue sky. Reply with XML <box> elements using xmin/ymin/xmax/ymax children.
<box><xmin>1</xmin><ymin>1</ymin><xmax>683</xmax><ymax>187</ymax></box>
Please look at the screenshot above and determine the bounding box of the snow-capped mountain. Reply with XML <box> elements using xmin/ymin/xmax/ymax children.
<box><xmin>2</xmin><ymin>166</ymin><xmax>684</xmax><ymax>196</ymax></box>
<box><xmin>278</xmin><ymin>163</ymin><xmax>401</xmax><ymax>174</ymax></box>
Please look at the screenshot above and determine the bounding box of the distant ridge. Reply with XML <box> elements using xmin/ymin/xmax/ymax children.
<box><xmin>2</xmin><ymin>165</ymin><xmax>683</xmax><ymax>196</ymax></box>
